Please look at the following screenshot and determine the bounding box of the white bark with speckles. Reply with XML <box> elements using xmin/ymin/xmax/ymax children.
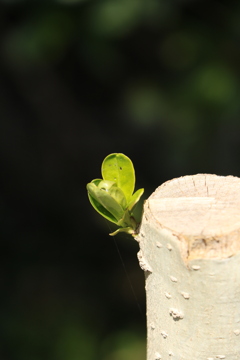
<box><xmin>136</xmin><ymin>174</ymin><xmax>240</xmax><ymax>360</ymax></box>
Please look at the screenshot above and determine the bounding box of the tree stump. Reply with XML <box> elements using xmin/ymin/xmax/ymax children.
<box><xmin>137</xmin><ymin>174</ymin><xmax>240</xmax><ymax>360</ymax></box>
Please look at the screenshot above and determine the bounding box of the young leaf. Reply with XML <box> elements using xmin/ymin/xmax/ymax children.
<box><xmin>87</xmin><ymin>182</ymin><xmax>125</xmax><ymax>221</ymax></box>
<box><xmin>128</xmin><ymin>188</ymin><xmax>144</xmax><ymax>211</ymax></box>
<box><xmin>109</xmin><ymin>227</ymin><xmax>135</xmax><ymax>236</ymax></box>
<box><xmin>98</xmin><ymin>180</ymin><xmax>127</xmax><ymax>210</ymax></box>
<box><xmin>101</xmin><ymin>153</ymin><xmax>135</xmax><ymax>203</ymax></box>
<box><xmin>87</xmin><ymin>191</ymin><xmax>118</xmax><ymax>224</ymax></box>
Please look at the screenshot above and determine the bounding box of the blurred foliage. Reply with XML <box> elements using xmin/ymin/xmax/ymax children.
<box><xmin>1</xmin><ymin>0</ymin><xmax>240</xmax><ymax>359</ymax></box>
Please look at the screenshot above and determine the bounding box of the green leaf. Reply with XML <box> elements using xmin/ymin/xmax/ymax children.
<box><xmin>98</xmin><ymin>180</ymin><xmax>127</xmax><ymax>210</ymax></box>
<box><xmin>87</xmin><ymin>182</ymin><xmax>125</xmax><ymax>222</ymax></box>
<box><xmin>87</xmin><ymin>179</ymin><xmax>118</xmax><ymax>224</ymax></box>
<box><xmin>87</xmin><ymin>191</ymin><xmax>118</xmax><ymax>225</ymax></box>
<box><xmin>128</xmin><ymin>188</ymin><xmax>144</xmax><ymax>211</ymax></box>
<box><xmin>109</xmin><ymin>227</ymin><xmax>135</xmax><ymax>236</ymax></box>
<box><xmin>91</xmin><ymin>178</ymin><xmax>102</xmax><ymax>186</ymax></box>
<box><xmin>101</xmin><ymin>153</ymin><xmax>135</xmax><ymax>203</ymax></box>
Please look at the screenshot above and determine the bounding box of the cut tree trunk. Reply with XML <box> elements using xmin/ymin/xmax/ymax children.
<box><xmin>136</xmin><ymin>174</ymin><xmax>240</xmax><ymax>360</ymax></box>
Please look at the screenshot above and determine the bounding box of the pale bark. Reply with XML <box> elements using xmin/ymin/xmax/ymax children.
<box><xmin>136</xmin><ymin>174</ymin><xmax>240</xmax><ymax>360</ymax></box>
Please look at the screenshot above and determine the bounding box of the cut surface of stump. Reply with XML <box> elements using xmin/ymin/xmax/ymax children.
<box><xmin>147</xmin><ymin>174</ymin><xmax>240</xmax><ymax>261</ymax></box>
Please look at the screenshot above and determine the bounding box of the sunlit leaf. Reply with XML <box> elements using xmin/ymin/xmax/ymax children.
<box><xmin>98</xmin><ymin>180</ymin><xmax>127</xmax><ymax>210</ymax></box>
<box><xmin>128</xmin><ymin>188</ymin><xmax>144</xmax><ymax>211</ymax></box>
<box><xmin>87</xmin><ymin>182</ymin><xmax>124</xmax><ymax>221</ymax></box>
<box><xmin>87</xmin><ymin>191</ymin><xmax>118</xmax><ymax>224</ymax></box>
<box><xmin>101</xmin><ymin>153</ymin><xmax>135</xmax><ymax>203</ymax></box>
<box><xmin>109</xmin><ymin>226</ymin><xmax>134</xmax><ymax>236</ymax></box>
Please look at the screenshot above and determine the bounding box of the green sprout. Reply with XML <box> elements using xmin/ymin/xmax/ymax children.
<box><xmin>86</xmin><ymin>153</ymin><xmax>144</xmax><ymax>236</ymax></box>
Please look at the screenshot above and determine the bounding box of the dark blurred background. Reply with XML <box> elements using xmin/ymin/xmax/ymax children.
<box><xmin>1</xmin><ymin>0</ymin><xmax>240</xmax><ymax>359</ymax></box>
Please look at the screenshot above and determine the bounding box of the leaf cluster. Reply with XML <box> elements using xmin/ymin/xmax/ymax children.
<box><xmin>87</xmin><ymin>153</ymin><xmax>144</xmax><ymax>236</ymax></box>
